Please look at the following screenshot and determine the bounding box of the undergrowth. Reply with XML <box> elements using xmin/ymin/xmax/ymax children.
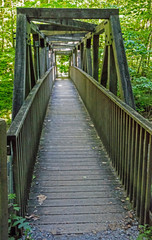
<box><xmin>8</xmin><ymin>194</ymin><xmax>32</xmax><ymax>240</ymax></box>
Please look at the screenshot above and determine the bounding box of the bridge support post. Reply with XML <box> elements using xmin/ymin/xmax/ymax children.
<box><xmin>107</xmin><ymin>45</ymin><xmax>117</xmax><ymax>95</ymax></box>
<box><xmin>77</xmin><ymin>45</ymin><xmax>81</xmax><ymax>68</ymax></box>
<box><xmin>0</xmin><ymin>119</ymin><xmax>8</xmax><ymax>240</ymax></box>
<box><xmin>39</xmin><ymin>38</ymin><xmax>47</xmax><ymax>78</ymax></box>
<box><xmin>93</xmin><ymin>35</ymin><xmax>99</xmax><ymax>81</ymax></box>
<box><xmin>33</xmin><ymin>34</ymin><xmax>40</xmax><ymax>80</ymax></box>
<box><xmin>100</xmin><ymin>45</ymin><xmax>108</xmax><ymax>87</ymax></box>
<box><xmin>110</xmin><ymin>15</ymin><xmax>135</xmax><ymax>109</ymax></box>
<box><xmin>82</xmin><ymin>41</ymin><xmax>87</xmax><ymax>72</ymax></box>
<box><xmin>74</xmin><ymin>48</ymin><xmax>77</xmax><ymax>67</ymax></box>
<box><xmin>12</xmin><ymin>14</ymin><xmax>27</xmax><ymax>120</ymax></box>
<box><xmin>80</xmin><ymin>42</ymin><xmax>84</xmax><ymax>70</ymax></box>
<box><xmin>86</xmin><ymin>38</ymin><xmax>92</xmax><ymax>76</ymax></box>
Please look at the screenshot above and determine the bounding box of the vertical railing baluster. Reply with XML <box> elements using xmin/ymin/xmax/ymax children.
<box><xmin>122</xmin><ymin>111</ymin><xmax>126</xmax><ymax>185</ymax></box>
<box><xmin>119</xmin><ymin>108</ymin><xmax>123</xmax><ymax>180</ymax></box>
<box><xmin>136</xmin><ymin>127</ymin><xmax>144</xmax><ymax>217</ymax></box>
<box><xmin>133</xmin><ymin>124</ymin><xmax>140</xmax><ymax>208</ymax></box>
<box><xmin>140</xmin><ymin>132</ymin><xmax>149</xmax><ymax>224</ymax></box>
<box><xmin>144</xmin><ymin>135</ymin><xmax>152</xmax><ymax>223</ymax></box>
<box><xmin>129</xmin><ymin>119</ymin><xmax>135</xmax><ymax>201</ymax></box>
<box><xmin>126</xmin><ymin>117</ymin><xmax>132</xmax><ymax>195</ymax></box>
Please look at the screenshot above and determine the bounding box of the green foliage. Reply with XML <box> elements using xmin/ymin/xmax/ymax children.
<box><xmin>8</xmin><ymin>194</ymin><xmax>32</xmax><ymax>240</ymax></box>
<box><xmin>56</xmin><ymin>55</ymin><xmax>70</xmax><ymax>76</ymax></box>
<box><xmin>132</xmin><ymin>76</ymin><xmax>152</xmax><ymax>115</ymax></box>
<box><xmin>137</xmin><ymin>225</ymin><xmax>152</xmax><ymax>240</ymax></box>
<box><xmin>0</xmin><ymin>48</ymin><xmax>14</xmax><ymax>126</ymax></box>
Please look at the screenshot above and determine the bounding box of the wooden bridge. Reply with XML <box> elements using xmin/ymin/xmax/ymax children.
<box><xmin>0</xmin><ymin>8</ymin><xmax>152</xmax><ymax>239</ymax></box>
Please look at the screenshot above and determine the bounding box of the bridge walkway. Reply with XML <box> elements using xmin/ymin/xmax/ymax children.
<box><xmin>27</xmin><ymin>78</ymin><xmax>130</xmax><ymax>235</ymax></box>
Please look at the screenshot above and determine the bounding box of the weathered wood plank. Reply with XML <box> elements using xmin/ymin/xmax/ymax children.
<box><xmin>28</xmin><ymin>204</ymin><xmax>124</xmax><ymax>215</ymax></box>
<box><xmin>30</xmin><ymin>22</ymin><xmax>45</xmax><ymax>39</ymax></box>
<box><xmin>49</xmin><ymin>38</ymin><xmax>80</xmax><ymax>43</ymax></box>
<box><xmin>94</xmin><ymin>20</ymin><xmax>108</xmax><ymax>35</ymax></box>
<box><xmin>33</xmin><ymin>34</ymin><xmax>40</xmax><ymax>80</ymax></box>
<box><xmin>27</xmin><ymin>213</ymin><xmax>125</xmax><ymax>224</ymax></box>
<box><xmin>17</xmin><ymin>8</ymin><xmax>119</xmax><ymax>19</ymax></box>
<box><xmin>86</xmin><ymin>38</ymin><xmax>92</xmax><ymax>76</ymax></box>
<box><xmin>28</xmin><ymin>197</ymin><xmax>122</xmax><ymax>207</ymax></box>
<box><xmin>48</xmin><ymin>33</ymin><xmax>86</xmax><ymax>39</ymax></box>
<box><xmin>32</xmin><ymin>19</ymin><xmax>96</xmax><ymax>31</ymax></box>
<box><xmin>93</xmin><ymin>35</ymin><xmax>99</xmax><ymax>81</ymax></box>
<box><xmin>12</xmin><ymin>14</ymin><xmax>27</xmax><ymax>120</ymax></box>
<box><xmin>80</xmin><ymin>42</ymin><xmax>84</xmax><ymax>69</ymax></box>
<box><xmin>110</xmin><ymin>15</ymin><xmax>135</xmax><ymax>108</ymax></box>
<box><xmin>53</xmin><ymin>45</ymin><xmax>75</xmax><ymax>49</ymax></box>
<box><xmin>107</xmin><ymin>45</ymin><xmax>117</xmax><ymax>95</ymax></box>
<box><xmin>100</xmin><ymin>45</ymin><xmax>108</xmax><ymax>87</ymax></box>
<box><xmin>55</xmin><ymin>51</ymin><xmax>72</xmax><ymax>55</ymax></box>
<box><xmin>37</xmin><ymin>24</ymin><xmax>87</xmax><ymax>32</ymax></box>
<box><xmin>0</xmin><ymin>119</ymin><xmax>8</xmax><ymax>240</ymax></box>
<box><xmin>53</xmin><ymin>43</ymin><xmax>76</xmax><ymax>47</ymax></box>
<box><xmin>41</xmin><ymin>31</ymin><xmax>86</xmax><ymax>36</ymax></box>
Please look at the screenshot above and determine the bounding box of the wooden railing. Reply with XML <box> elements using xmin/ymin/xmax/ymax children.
<box><xmin>0</xmin><ymin>119</ymin><xmax>8</xmax><ymax>240</ymax></box>
<box><xmin>7</xmin><ymin>67</ymin><xmax>55</xmax><ymax>216</ymax></box>
<box><xmin>70</xmin><ymin>66</ymin><xmax>152</xmax><ymax>225</ymax></box>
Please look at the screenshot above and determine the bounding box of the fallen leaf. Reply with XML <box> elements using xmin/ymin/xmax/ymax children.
<box><xmin>37</xmin><ymin>194</ymin><xmax>47</xmax><ymax>205</ymax></box>
<box><xmin>127</xmin><ymin>211</ymin><xmax>133</xmax><ymax>219</ymax></box>
<box><xmin>25</xmin><ymin>214</ymin><xmax>40</xmax><ymax>221</ymax></box>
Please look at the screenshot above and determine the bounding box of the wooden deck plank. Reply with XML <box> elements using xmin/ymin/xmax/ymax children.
<box><xmin>28</xmin><ymin>204</ymin><xmax>125</xmax><ymax>215</ymax></box>
<box><xmin>27</xmin><ymin>78</ymin><xmax>128</xmax><ymax>235</ymax></box>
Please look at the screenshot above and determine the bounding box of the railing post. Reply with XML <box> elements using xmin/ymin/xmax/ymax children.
<box><xmin>0</xmin><ymin>119</ymin><xmax>8</xmax><ymax>240</ymax></box>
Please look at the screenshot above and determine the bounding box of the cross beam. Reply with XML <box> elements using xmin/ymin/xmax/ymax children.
<box><xmin>36</xmin><ymin>24</ymin><xmax>89</xmax><ymax>32</ymax></box>
<box><xmin>33</xmin><ymin>19</ymin><xmax>97</xmax><ymax>32</ymax></box>
<box><xmin>17</xmin><ymin>8</ymin><xmax>119</xmax><ymax>19</ymax></box>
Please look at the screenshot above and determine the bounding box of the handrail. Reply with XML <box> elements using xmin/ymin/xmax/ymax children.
<box><xmin>7</xmin><ymin>67</ymin><xmax>55</xmax><ymax>215</ymax></box>
<box><xmin>0</xmin><ymin>119</ymin><xmax>8</xmax><ymax>240</ymax></box>
<box><xmin>70</xmin><ymin>66</ymin><xmax>152</xmax><ymax>225</ymax></box>
<box><xmin>8</xmin><ymin>68</ymin><xmax>53</xmax><ymax>137</ymax></box>
<box><xmin>72</xmin><ymin>67</ymin><xmax>152</xmax><ymax>134</ymax></box>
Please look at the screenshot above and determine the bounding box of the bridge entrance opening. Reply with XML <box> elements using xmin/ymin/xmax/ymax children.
<box><xmin>56</xmin><ymin>55</ymin><xmax>70</xmax><ymax>78</ymax></box>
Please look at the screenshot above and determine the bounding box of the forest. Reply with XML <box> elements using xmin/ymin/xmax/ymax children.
<box><xmin>0</xmin><ymin>0</ymin><xmax>152</xmax><ymax>127</ymax></box>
